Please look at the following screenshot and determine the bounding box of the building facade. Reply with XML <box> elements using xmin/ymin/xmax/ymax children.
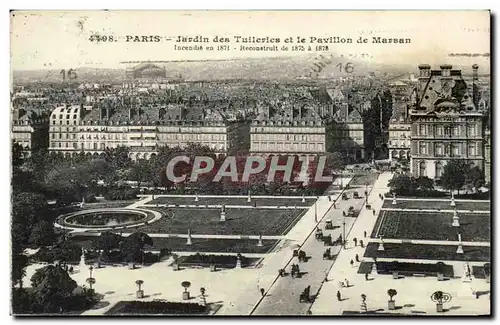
<box><xmin>11</xmin><ymin>106</ymin><xmax>50</xmax><ymax>156</ymax></box>
<box><xmin>409</xmin><ymin>64</ymin><xmax>484</xmax><ymax>179</ymax></box>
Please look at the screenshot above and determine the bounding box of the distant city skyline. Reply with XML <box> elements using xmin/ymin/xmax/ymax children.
<box><xmin>11</xmin><ymin>11</ymin><xmax>490</xmax><ymax>71</ymax></box>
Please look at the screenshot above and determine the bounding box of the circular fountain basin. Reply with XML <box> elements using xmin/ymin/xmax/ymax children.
<box><xmin>55</xmin><ymin>208</ymin><xmax>159</xmax><ymax>232</ymax></box>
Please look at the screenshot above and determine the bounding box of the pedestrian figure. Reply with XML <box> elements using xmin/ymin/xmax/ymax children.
<box><xmin>372</xmin><ymin>210</ymin><xmax>376</xmax><ymax>216</ymax></box>
<box><xmin>355</xmin><ymin>254</ymin><xmax>359</xmax><ymax>262</ymax></box>
<box><xmin>345</xmin><ymin>279</ymin><xmax>349</xmax><ymax>287</ymax></box>
<box><xmin>350</xmin><ymin>259</ymin><xmax>354</xmax><ymax>267</ymax></box>
<box><xmin>333</xmin><ymin>203</ymin><xmax>336</xmax><ymax>209</ymax></box>
<box><xmin>364</xmin><ymin>231</ymin><xmax>367</xmax><ymax>238</ymax></box>
<box><xmin>365</xmin><ymin>273</ymin><xmax>369</xmax><ymax>281</ymax></box>
<box><xmin>360</xmin><ymin>240</ymin><xmax>364</xmax><ymax>248</ymax></box>
<box><xmin>337</xmin><ymin>290</ymin><xmax>342</xmax><ymax>301</ymax></box>
<box><xmin>353</xmin><ymin>238</ymin><xmax>358</xmax><ymax>246</ymax></box>
<box><xmin>260</xmin><ymin>288</ymin><xmax>265</xmax><ymax>296</ymax></box>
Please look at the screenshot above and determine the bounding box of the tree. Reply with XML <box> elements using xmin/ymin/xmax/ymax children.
<box><xmin>30</xmin><ymin>265</ymin><xmax>77</xmax><ymax>313</ymax></box>
<box><xmin>465</xmin><ymin>166</ymin><xmax>485</xmax><ymax>192</ymax></box>
<box><xmin>29</xmin><ymin>221</ymin><xmax>55</xmax><ymax>247</ymax></box>
<box><xmin>440</xmin><ymin>160</ymin><xmax>469</xmax><ymax>194</ymax></box>
<box><xmin>121</xmin><ymin>232</ymin><xmax>154</xmax><ymax>263</ymax></box>
<box><xmin>388</xmin><ymin>174</ymin><xmax>417</xmax><ymax>195</ymax></box>
<box><xmin>92</xmin><ymin>231</ymin><xmax>122</xmax><ymax>257</ymax></box>
<box><xmin>387</xmin><ymin>289</ymin><xmax>397</xmax><ymax>302</ymax></box>
<box><xmin>415</xmin><ymin>176</ymin><xmax>434</xmax><ymax>191</ymax></box>
<box><xmin>12</xmin><ymin>141</ymin><xmax>24</xmax><ymax>169</ymax></box>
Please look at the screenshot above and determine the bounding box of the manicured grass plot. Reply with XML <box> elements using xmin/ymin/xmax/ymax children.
<box><xmin>136</xmin><ymin>207</ymin><xmax>307</xmax><ymax>236</ymax></box>
<box><xmin>145</xmin><ymin>237</ymin><xmax>278</xmax><ymax>254</ymax></box>
<box><xmin>364</xmin><ymin>242</ymin><xmax>490</xmax><ymax>262</ymax></box>
<box><xmin>372</xmin><ymin>210</ymin><xmax>490</xmax><ymax>242</ymax></box>
<box><xmin>147</xmin><ymin>196</ymin><xmax>317</xmax><ymax>207</ymax></box>
<box><xmin>382</xmin><ymin>199</ymin><xmax>491</xmax><ymax>211</ymax></box>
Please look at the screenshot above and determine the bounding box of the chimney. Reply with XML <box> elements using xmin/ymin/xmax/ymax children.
<box><xmin>472</xmin><ymin>64</ymin><xmax>479</xmax><ymax>108</ymax></box>
<box><xmin>418</xmin><ymin>64</ymin><xmax>431</xmax><ymax>91</ymax></box>
<box><xmin>440</xmin><ymin>64</ymin><xmax>452</xmax><ymax>78</ymax></box>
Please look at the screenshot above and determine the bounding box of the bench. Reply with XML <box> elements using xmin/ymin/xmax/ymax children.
<box><xmin>413</xmin><ymin>273</ymin><xmax>426</xmax><ymax>277</ymax></box>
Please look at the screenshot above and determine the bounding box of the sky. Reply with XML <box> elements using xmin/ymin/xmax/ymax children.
<box><xmin>10</xmin><ymin>10</ymin><xmax>490</xmax><ymax>71</ymax></box>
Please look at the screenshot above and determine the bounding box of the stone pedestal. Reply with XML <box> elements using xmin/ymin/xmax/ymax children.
<box><xmin>377</xmin><ymin>242</ymin><xmax>385</xmax><ymax>251</ymax></box>
<box><xmin>388</xmin><ymin>300</ymin><xmax>395</xmax><ymax>310</ymax></box>
<box><xmin>371</xmin><ymin>262</ymin><xmax>378</xmax><ymax>274</ymax></box>
<box><xmin>452</xmin><ymin>210</ymin><xmax>460</xmax><ymax>227</ymax></box>
<box><xmin>199</xmin><ymin>295</ymin><xmax>207</xmax><ymax>306</ymax></box>
<box><xmin>456</xmin><ymin>244</ymin><xmax>464</xmax><ymax>254</ymax></box>
<box><xmin>195</xmin><ymin>195</ymin><xmax>199</xmax><ymax>202</ymax></box>
<box><xmin>302</xmin><ymin>195</ymin><xmax>306</xmax><ymax>203</ymax></box>
<box><xmin>436</xmin><ymin>303</ymin><xmax>443</xmax><ymax>313</ymax></box>
<box><xmin>182</xmin><ymin>291</ymin><xmax>190</xmax><ymax>300</ymax></box>
<box><xmin>220</xmin><ymin>211</ymin><xmax>226</xmax><ymax>222</ymax></box>
<box><xmin>186</xmin><ymin>235</ymin><xmax>192</xmax><ymax>246</ymax></box>
<box><xmin>360</xmin><ymin>301</ymin><xmax>367</xmax><ymax>313</ymax></box>
<box><xmin>136</xmin><ymin>290</ymin><xmax>144</xmax><ymax>298</ymax></box>
<box><xmin>450</xmin><ymin>198</ymin><xmax>456</xmax><ymax>207</ymax></box>
<box><xmin>236</xmin><ymin>257</ymin><xmax>241</xmax><ymax>269</ymax></box>
<box><xmin>392</xmin><ymin>198</ymin><xmax>397</xmax><ymax>205</ymax></box>
<box><xmin>257</xmin><ymin>236</ymin><xmax>263</xmax><ymax>247</ymax></box>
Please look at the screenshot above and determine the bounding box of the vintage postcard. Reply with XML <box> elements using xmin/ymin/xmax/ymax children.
<box><xmin>10</xmin><ymin>10</ymin><xmax>491</xmax><ymax>316</ymax></box>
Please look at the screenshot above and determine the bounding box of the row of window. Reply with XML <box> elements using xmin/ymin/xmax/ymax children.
<box><xmin>417</xmin><ymin>124</ymin><xmax>478</xmax><ymax>137</ymax></box>
<box><xmin>417</xmin><ymin>142</ymin><xmax>479</xmax><ymax>157</ymax></box>
<box><xmin>250</xmin><ymin>127</ymin><xmax>325</xmax><ymax>134</ymax></box>
<box><xmin>251</xmin><ymin>134</ymin><xmax>324</xmax><ymax>142</ymax></box>
<box><xmin>418</xmin><ymin>161</ymin><xmax>444</xmax><ymax>178</ymax></box>
<box><xmin>251</xmin><ymin>142</ymin><xmax>325</xmax><ymax>152</ymax></box>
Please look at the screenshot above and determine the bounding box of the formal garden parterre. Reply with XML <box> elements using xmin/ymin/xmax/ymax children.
<box><xmin>146</xmin><ymin>196</ymin><xmax>317</xmax><ymax>207</ymax></box>
<box><xmin>381</xmin><ymin>199</ymin><xmax>491</xmax><ymax>211</ymax></box>
<box><xmin>371</xmin><ymin>210</ymin><xmax>490</xmax><ymax>242</ymax></box>
<box><xmin>134</xmin><ymin>207</ymin><xmax>308</xmax><ymax>236</ymax></box>
<box><xmin>363</xmin><ymin>243</ymin><xmax>490</xmax><ymax>262</ymax></box>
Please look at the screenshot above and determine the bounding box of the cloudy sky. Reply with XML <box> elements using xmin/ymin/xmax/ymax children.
<box><xmin>10</xmin><ymin>10</ymin><xmax>490</xmax><ymax>70</ymax></box>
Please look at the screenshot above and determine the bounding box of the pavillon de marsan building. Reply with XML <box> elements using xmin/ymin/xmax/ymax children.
<box><xmin>409</xmin><ymin>64</ymin><xmax>484</xmax><ymax>179</ymax></box>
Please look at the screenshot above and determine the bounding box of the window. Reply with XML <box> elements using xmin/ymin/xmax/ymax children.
<box><xmin>51</xmin><ymin>133</ymin><xmax>55</xmax><ymax>139</ymax></box>
<box><xmin>419</xmin><ymin>124</ymin><xmax>426</xmax><ymax>136</ymax></box>
<box><xmin>58</xmin><ymin>133</ymin><xmax>62</xmax><ymax>139</ymax></box>
<box><xmin>419</xmin><ymin>161</ymin><xmax>426</xmax><ymax>177</ymax></box>
<box><xmin>451</xmin><ymin>143</ymin><xmax>460</xmax><ymax>156</ymax></box>
<box><xmin>435</xmin><ymin>143</ymin><xmax>444</xmax><ymax>156</ymax></box>
<box><xmin>436</xmin><ymin>126</ymin><xmax>443</xmax><ymax>136</ymax></box>
<box><xmin>468</xmin><ymin>144</ymin><xmax>476</xmax><ymax>156</ymax></box>
<box><xmin>453</xmin><ymin>126</ymin><xmax>459</xmax><ymax>136</ymax></box>
<box><xmin>73</xmin><ymin>143</ymin><xmax>77</xmax><ymax>149</ymax></box>
<box><xmin>435</xmin><ymin>162</ymin><xmax>443</xmax><ymax>178</ymax></box>
<box><xmin>93</xmin><ymin>143</ymin><xmax>97</xmax><ymax>150</ymax></box>
<box><xmin>72</xmin><ymin>134</ymin><xmax>76</xmax><ymax>139</ymax></box>
<box><xmin>468</xmin><ymin>125</ymin><xmax>475</xmax><ymax>137</ymax></box>
<box><xmin>419</xmin><ymin>142</ymin><xmax>427</xmax><ymax>155</ymax></box>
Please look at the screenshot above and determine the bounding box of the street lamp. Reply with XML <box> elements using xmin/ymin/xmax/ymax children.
<box><xmin>342</xmin><ymin>220</ymin><xmax>346</xmax><ymax>249</ymax></box>
<box><xmin>89</xmin><ymin>265</ymin><xmax>94</xmax><ymax>278</ymax></box>
<box><xmin>314</xmin><ymin>197</ymin><xmax>318</xmax><ymax>223</ymax></box>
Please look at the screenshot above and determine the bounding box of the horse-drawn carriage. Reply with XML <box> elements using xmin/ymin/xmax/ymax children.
<box><xmin>333</xmin><ymin>235</ymin><xmax>343</xmax><ymax>246</ymax></box>
<box><xmin>299</xmin><ymin>286</ymin><xmax>313</xmax><ymax>303</ymax></box>
<box><xmin>322</xmin><ymin>234</ymin><xmax>332</xmax><ymax>246</ymax></box>
<box><xmin>342</xmin><ymin>193</ymin><xmax>348</xmax><ymax>200</ymax></box>
<box><xmin>315</xmin><ymin>228</ymin><xmax>323</xmax><ymax>240</ymax></box>
<box><xmin>353</xmin><ymin>192</ymin><xmax>360</xmax><ymax>199</ymax></box>
<box><xmin>290</xmin><ymin>264</ymin><xmax>301</xmax><ymax>278</ymax></box>
<box><xmin>325</xmin><ymin>220</ymin><xmax>334</xmax><ymax>230</ymax></box>
<box><xmin>323</xmin><ymin>248</ymin><xmax>333</xmax><ymax>260</ymax></box>
<box><xmin>298</xmin><ymin>250</ymin><xmax>307</xmax><ymax>262</ymax></box>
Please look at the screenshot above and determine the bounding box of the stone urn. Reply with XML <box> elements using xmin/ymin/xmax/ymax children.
<box><xmin>436</xmin><ymin>303</ymin><xmax>443</xmax><ymax>313</ymax></box>
<box><xmin>182</xmin><ymin>291</ymin><xmax>190</xmax><ymax>300</ymax></box>
<box><xmin>388</xmin><ymin>300</ymin><xmax>396</xmax><ymax>310</ymax></box>
<box><xmin>136</xmin><ymin>290</ymin><xmax>144</xmax><ymax>299</ymax></box>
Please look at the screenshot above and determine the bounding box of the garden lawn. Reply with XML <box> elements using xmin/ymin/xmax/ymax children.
<box><xmin>363</xmin><ymin>243</ymin><xmax>490</xmax><ymax>262</ymax></box>
<box><xmin>67</xmin><ymin>236</ymin><xmax>278</xmax><ymax>254</ymax></box>
<box><xmin>146</xmin><ymin>196</ymin><xmax>317</xmax><ymax>207</ymax></box>
<box><xmin>382</xmin><ymin>199</ymin><xmax>491</xmax><ymax>211</ymax></box>
<box><xmin>105</xmin><ymin>300</ymin><xmax>211</xmax><ymax>315</ymax></box>
<box><xmin>143</xmin><ymin>237</ymin><xmax>278</xmax><ymax>253</ymax></box>
<box><xmin>371</xmin><ymin>210</ymin><xmax>490</xmax><ymax>242</ymax></box>
<box><xmin>135</xmin><ymin>207</ymin><xmax>307</xmax><ymax>236</ymax></box>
